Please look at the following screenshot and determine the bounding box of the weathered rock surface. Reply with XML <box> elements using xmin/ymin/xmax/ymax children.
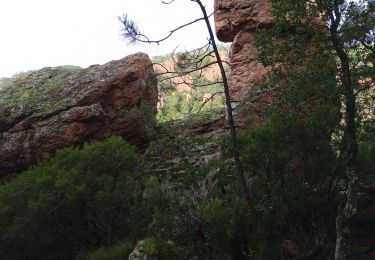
<box><xmin>0</xmin><ymin>53</ymin><xmax>157</xmax><ymax>175</ymax></box>
<box><xmin>214</xmin><ymin>0</ymin><xmax>273</xmax><ymax>42</ymax></box>
<box><xmin>214</xmin><ymin>0</ymin><xmax>274</xmax><ymax>110</ymax></box>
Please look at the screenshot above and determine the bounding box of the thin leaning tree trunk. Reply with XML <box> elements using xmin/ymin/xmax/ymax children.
<box><xmin>193</xmin><ymin>0</ymin><xmax>256</xmax><ymax>219</ymax></box>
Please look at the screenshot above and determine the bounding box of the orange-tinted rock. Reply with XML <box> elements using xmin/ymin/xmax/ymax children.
<box><xmin>227</xmin><ymin>30</ymin><xmax>273</xmax><ymax>103</ymax></box>
<box><xmin>214</xmin><ymin>0</ymin><xmax>273</xmax><ymax>43</ymax></box>
<box><xmin>214</xmin><ymin>0</ymin><xmax>335</xmax><ymax>126</ymax></box>
<box><xmin>0</xmin><ymin>53</ymin><xmax>157</xmax><ymax>175</ymax></box>
<box><xmin>215</xmin><ymin>0</ymin><xmax>275</xmax><ymax>125</ymax></box>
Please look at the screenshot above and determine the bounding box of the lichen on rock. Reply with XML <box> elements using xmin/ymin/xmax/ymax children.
<box><xmin>0</xmin><ymin>53</ymin><xmax>157</xmax><ymax>176</ymax></box>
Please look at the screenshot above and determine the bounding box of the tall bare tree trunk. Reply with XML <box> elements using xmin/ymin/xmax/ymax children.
<box><xmin>329</xmin><ymin>4</ymin><xmax>359</xmax><ymax>258</ymax></box>
<box><xmin>193</xmin><ymin>0</ymin><xmax>256</xmax><ymax>219</ymax></box>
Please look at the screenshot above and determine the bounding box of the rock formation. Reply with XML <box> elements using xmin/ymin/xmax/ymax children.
<box><xmin>0</xmin><ymin>53</ymin><xmax>157</xmax><ymax>175</ymax></box>
<box><xmin>214</xmin><ymin>0</ymin><xmax>274</xmax><ymax>121</ymax></box>
<box><xmin>214</xmin><ymin>0</ymin><xmax>337</xmax><ymax>124</ymax></box>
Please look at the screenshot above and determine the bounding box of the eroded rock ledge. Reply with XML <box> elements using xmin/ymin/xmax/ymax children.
<box><xmin>0</xmin><ymin>53</ymin><xmax>157</xmax><ymax>175</ymax></box>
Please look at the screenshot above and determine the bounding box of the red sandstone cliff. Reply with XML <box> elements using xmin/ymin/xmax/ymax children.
<box><xmin>214</xmin><ymin>0</ymin><xmax>274</xmax><ymax>103</ymax></box>
<box><xmin>0</xmin><ymin>53</ymin><xmax>157</xmax><ymax>175</ymax></box>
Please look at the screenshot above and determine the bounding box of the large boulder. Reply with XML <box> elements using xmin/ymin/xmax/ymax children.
<box><xmin>0</xmin><ymin>53</ymin><xmax>157</xmax><ymax>175</ymax></box>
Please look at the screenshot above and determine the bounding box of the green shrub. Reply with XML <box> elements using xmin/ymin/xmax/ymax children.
<box><xmin>86</xmin><ymin>241</ymin><xmax>134</xmax><ymax>260</ymax></box>
<box><xmin>358</xmin><ymin>119</ymin><xmax>375</xmax><ymax>176</ymax></box>
<box><xmin>141</xmin><ymin>238</ymin><xmax>182</xmax><ymax>259</ymax></box>
<box><xmin>0</xmin><ymin>136</ymin><xmax>141</xmax><ymax>259</ymax></box>
<box><xmin>176</xmin><ymin>161</ymin><xmax>252</xmax><ymax>259</ymax></box>
<box><xmin>224</xmin><ymin>110</ymin><xmax>339</xmax><ymax>258</ymax></box>
<box><xmin>358</xmin><ymin>140</ymin><xmax>375</xmax><ymax>176</ymax></box>
<box><xmin>128</xmin><ymin>176</ymin><xmax>181</xmax><ymax>240</ymax></box>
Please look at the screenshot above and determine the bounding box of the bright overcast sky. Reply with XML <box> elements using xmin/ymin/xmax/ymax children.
<box><xmin>0</xmin><ymin>0</ymin><xmax>215</xmax><ymax>78</ymax></box>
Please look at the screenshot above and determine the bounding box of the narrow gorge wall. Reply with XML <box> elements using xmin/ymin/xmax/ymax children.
<box><xmin>0</xmin><ymin>53</ymin><xmax>157</xmax><ymax>175</ymax></box>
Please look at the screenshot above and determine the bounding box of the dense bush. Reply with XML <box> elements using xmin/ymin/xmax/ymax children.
<box><xmin>358</xmin><ymin>119</ymin><xmax>375</xmax><ymax>176</ymax></box>
<box><xmin>129</xmin><ymin>238</ymin><xmax>183</xmax><ymax>259</ymax></box>
<box><xmin>224</xmin><ymin>109</ymin><xmax>339</xmax><ymax>258</ymax></box>
<box><xmin>85</xmin><ymin>241</ymin><xmax>133</xmax><ymax>260</ymax></box>
<box><xmin>1</xmin><ymin>135</ymin><xmax>241</xmax><ymax>259</ymax></box>
<box><xmin>0</xmin><ymin>136</ymin><xmax>141</xmax><ymax>260</ymax></box>
<box><xmin>149</xmin><ymin>161</ymin><xmax>253</xmax><ymax>259</ymax></box>
<box><xmin>1</xmin><ymin>112</ymin><xmax>371</xmax><ymax>260</ymax></box>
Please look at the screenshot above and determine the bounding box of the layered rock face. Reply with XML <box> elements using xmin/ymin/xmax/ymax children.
<box><xmin>214</xmin><ymin>0</ymin><xmax>274</xmax><ymax>113</ymax></box>
<box><xmin>0</xmin><ymin>53</ymin><xmax>157</xmax><ymax>175</ymax></box>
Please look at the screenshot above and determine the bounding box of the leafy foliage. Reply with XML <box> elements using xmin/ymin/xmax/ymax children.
<box><xmin>137</xmin><ymin>238</ymin><xmax>182</xmax><ymax>259</ymax></box>
<box><xmin>0</xmin><ymin>136</ymin><xmax>140</xmax><ymax>259</ymax></box>
<box><xmin>86</xmin><ymin>241</ymin><xmax>134</xmax><ymax>260</ymax></box>
<box><xmin>358</xmin><ymin>119</ymin><xmax>375</xmax><ymax>176</ymax></box>
<box><xmin>224</xmin><ymin>110</ymin><xmax>339</xmax><ymax>258</ymax></box>
<box><xmin>157</xmin><ymin>83</ymin><xmax>225</xmax><ymax>122</ymax></box>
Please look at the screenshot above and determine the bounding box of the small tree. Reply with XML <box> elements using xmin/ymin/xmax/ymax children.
<box><xmin>324</xmin><ymin>2</ymin><xmax>374</xmax><ymax>259</ymax></box>
<box><xmin>257</xmin><ymin>0</ymin><xmax>374</xmax><ymax>258</ymax></box>
<box><xmin>119</xmin><ymin>0</ymin><xmax>256</xmax><ymax>219</ymax></box>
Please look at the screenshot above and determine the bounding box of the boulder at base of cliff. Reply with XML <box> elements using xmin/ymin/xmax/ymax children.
<box><xmin>0</xmin><ymin>52</ymin><xmax>157</xmax><ymax>176</ymax></box>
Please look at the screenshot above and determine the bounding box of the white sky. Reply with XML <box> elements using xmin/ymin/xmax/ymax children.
<box><xmin>0</xmin><ymin>0</ymin><xmax>215</xmax><ymax>78</ymax></box>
